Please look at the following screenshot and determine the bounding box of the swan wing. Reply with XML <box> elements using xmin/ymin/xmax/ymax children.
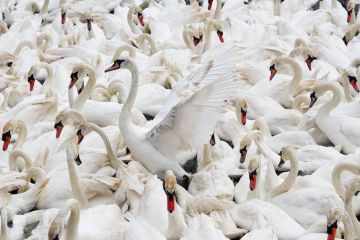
<box><xmin>339</xmin><ymin>117</ymin><xmax>360</xmax><ymax>146</ymax></box>
<box><xmin>146</xmin><ymin>71</ymin><xmax>240</xmax><ymax>158</ymax></box>
<box><xmin>150</xmin><ymin>46</ymin><xmax>241</xmax><ymax>125</ymax></box>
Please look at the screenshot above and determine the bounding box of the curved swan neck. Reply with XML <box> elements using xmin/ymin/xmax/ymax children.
<box><xmin>120</xmin><ymin>59</ymin><xmax>138</xmax><ymax>122</ymax></box>
<box><xmin>288</xmin><ymin>46</ymin><xmax>307</xmax><ymax>58</ymax></box>
<box><xmin>183</xmin><ymin>29</ymin><xmax>194</xmax><ymax>49</ymax></box>
<box><xmin>9</xmin><ymin>149</ymin><xmax>33</xmax><ymax>171</ymax></box>
<box><xmin>14</xmin><ymin>41</ymin><xmax>35</xmax><ymax>56</ymax></box>
<box><xmin>342</xmin><ymin>210</ymin><xmax>354</xmax><ymax>240</ymax></box>
<box><xmin>37</xmin><ymin>62</ymin><xmax>54</xmax><ymax>94</ymax></box>
<box><xmin>138</xmin><ymin>34</ymin><xmax>156</xmax><ymax>55</ymax></box>
<box><xmin>214</xmin><ymin>0</ymin><xmax>222</xmax><ymax>20</ymax></box>
<box><xmin>292</xmin><ymin>94</ymin><xmax>310</xmax><ymax>113</ymax></box>
<box><xmin>62</xmin><ymin>109</ymin><xmax>87</xmax><ymax>127</ymax></box>
<box><xmin>278</xmin><ymin>57</ymin><xmax>303</xmax><ymax>94</ymax></box>
<box><xmin>66</xmin><ymin>147</ymin><xmax>89</xmax><ymax>208</ymax></box>
<box><xmin>317</xmin><ymin>83</ymin><xmax>343</xmax><ymax>116</ymax></box>
<box><xmin>65</xmin><ymin>200</ymin><xmax>80</xmax><ymax>240</ymax></box>
<box><xmin>70</xmin><ymin>65</ymin><xmax>96</xmax><ymax>110</ymax></box>
<box><xmin>344</xmin><ymin>176</ymin><xmax>360</xmax><ymax>237</ymax></box>
<box><xmin>0</xmin><ymin>207</ymin><xmax>8</xmax><ymax>240</ymax></box>
<box><xmin>268</xmin><ymin>150</ymin><xmax>298</xmax><ymax>199</ymax></box>
<box><xmin>338</xmin><ymin>72</ymin><xmax>353</xmax><ymax>102</ymax></box>
<box><xmin>203</xmin><ymin>144</ymin><xmax>213</xmax><ymax>166</ymax></box>
<box><xmin>85</xmin><ymin>123</ymin><xmax>123</xmax><ymax>169</ymax></box>
<box><xmin>13</xmin><ymin>120</ymin><xmax>27</xmax><ymax>149</ymax></box>
<box><xmin>294</xmin><ymin>38</ymin><xmax>308</xmax><ymax>48</ymax></box>
<box><xmin>252</xmin><ymin>119</ymin><xmax>272</xmax><ymax>139</ymax></box>
<box><xmin>332</xmin><ymin>163</ymin><xmax>360</xmax><ymax>200</ymax></box>
<box><xmin>127</xmin><ymin>8</ymin><xmax>142</xmax><ymax>34</ymax></box>
<box><xmin>114</xmin><ymin>45</ymin><xmax>136</xmax><ymax>60</ymax></box>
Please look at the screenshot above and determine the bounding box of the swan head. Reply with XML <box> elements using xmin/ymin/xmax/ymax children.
<box><xmin>27</xmin><ymin>65</ymin><xmax>44</xmax><ymax>92</ymax></box>
<box><xmin>80</xmin><ymin>9</ymin><xmax>94</xmax><ymax>31</ymax></box>
<box><xmin>239</xmin><ymin>136</ymin><xmax>251</xmax><ymax>164</ymax></box>
<box><xmin>105</xmin><ymin>59</ymin><xmax>125</xmax><ymax>73</ymax></box>
<box><xmin>235</xmin><ymin>98</ymin><xmax>247</xmax><ymax>125</ymax></box>
<box><xmin>305</xmin><ymin>54</ymin><xmax>317</xmax><ymax>71</ymax></box>
<box><xmin>346</xmin><ymin>0</ymin><xmax>355</xmax><ymax>23</ymax></box>
<box><xmin>269</xmin><ymin>62</ymin><xmax>277</xmax><ymax>81</ymax></box>
<box><xmin>2</xmin><ymin>121</ymin><xmax>15</xmax><ymax>151</ymax></box>
<box><xmin>208</xmin><ymin>20</ymin><xmax>224</xmax><ymax>43</ymax></box>
<box><xmin>69</xmin><ymin>64</ymin><xmax>93</xmax><ymax>89</ymax></box>
<box><xmin>278</xmin><ymin>146</ymin><xmax>295</xmax><ymax>168</ymax></box>
<box><xmin>327</xmin><ymin>208</ymin><xmax>342</xmax><ymax>240</ymax></box>
<box><xmin>248</xmin><ymin>157</ymin><xmax>259</xmax><ymax>191</ymax></box>
<box><xmin>164</xmin><ymin>170</ymin><xmax>177</xmax><ymax>213</ymax></box>
<box><xmin>130</xmin><ymin>6</ymin><xmax>144</xmax><ymax>26</ymax></box>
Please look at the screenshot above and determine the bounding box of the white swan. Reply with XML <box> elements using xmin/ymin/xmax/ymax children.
<box><xmin>309</xmin><ymin>82</ymin><xmax>360</xmax><ymax>154</ymax></box>
<box><xmin>104</xmin><ymin>47</ymin><xmax>240</xmax><ymax>178</ymax></box>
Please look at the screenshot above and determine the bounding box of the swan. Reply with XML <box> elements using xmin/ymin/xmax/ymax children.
<box><xmin>252</xmin><ymin>56</ymin><xmax>304</xmax><ymax>108</ymax></box>
<box><xmin>297</xmin><ymin>208</ymin><xmax>354</xmax><ymax>240</ymax></box>
<box><xmin>26</xmin><ymin>62</ymin><xmax>55</xmax><ymax>94</ymax></box>
<box><xmin>36</xmin><ymin>138</ymin><xmax>121</xmax><ymax>209</ymax></box>
<box><xmin>1</xmin><ymin>167</ymin><xmax>49</xmax><ymax>215</ymax></box>
<box><xmin>8</xmin><ymin>148</ymin><xmax>48</xmax><ymax>172</ymax></box>
<box><xmin>252</xmin><ymin>118</ymin><xmax>316</xmax><ymax>153</ymax></box>
<box><xmin>309</xmin><ymin>82</ymin><xmax>360</xmax><ymax>154</ymax></box>
<box><xmin>104</xmin><ymin>47</ymin><xmax>240</xmax><ymax>178</ymax></box>
<box><xmin>0</xmin><ymin>206</ymin><xmax>47</xmax><ymax>240</ymax></box>
<box><xmin>270</xmin><ymin>147</ymin><xmax>344</xmax><ymax>229</ymax></box>
<box><xmin>1</xmin><ymin>119</ymin><xmax>27</xmax><ymax>151</ymax></box>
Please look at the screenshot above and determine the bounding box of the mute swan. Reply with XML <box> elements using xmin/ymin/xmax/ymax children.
<box><xmin>270</xmin><ymin>147</ymin><xmax>344</xmax><ymax>229</ymax></box>
<box><xmin>36</xmin><ymin>139</ymin><xmax>121</xmax><ymax>209</ymax></box>
<box><xmin>297</xmin><ymin>208</ymin><xmax>354</xmax><ymax>240</ymax></box>
<box><xmin>252</xmin><ymin>118</ymin><xmax>316</xmax><ymax>153</ymax></box>
<box><xmin>2</xmin><ymin>119</ymin><xmax>27</xmax><ymax>151</ymax></box>
<box><xmin>2</xmin><ymin>167</ymin><xmax>49</xmax><ymax>215</ymax></box>
<box><xmin>254</xmin><ymin>56</ymin><xmax>304</xmax><ymax>108</ymax></box>
<box><xmin>309</xmin><ymin>82</ymin><xmax>360</xmax><ymax>154</ymax></box>
<box><xmin>104</xmin><ymin>47</ymin><xmax>240</xmax><ymax>178</ymax></box>
<box><xmin>27</xmin><ymin>62</ymin><xmax>55</xmax><ymax>94</ymax></box>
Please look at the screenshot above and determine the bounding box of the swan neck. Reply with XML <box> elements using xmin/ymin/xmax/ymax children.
<box><xmin>120</xmin><ymin>60</ymin><xmax>138</xmax><ymax>122</ymax></box>
<box><xmin>332</xmin><ymin>164</ymin><xmax>360</xmax><ymax>200</ymax></box>
<box><xmin>339</xmin><ymin>73</ymin><xmax>352</xmax><ymax>102</ymax></box>
<box><xmin>318</xmin><ymin>84</ymin><xmax>343</xmax><ymax>116</ymax></box>
<box><xmin>115</xmin><ymin>45</ymin><xmax>136</xmax><ymax>60</ymax></box>
<box><xmin>13</xmin><ymin>121</ymin><xmax>27</xmax><ymax>149</ymax></box>
<box><xmin>65</xmin><ymin>201</ymin><xmax>80</xmax><ymax>240</ymax></box>
<box><xmin>40</xmin><ymin>0</ymin><xmax>49</xmax><ymax>15</ymax></box>
<box><xmin>14</xmin><ymin>41</ymin><xmax>35</xmax><ymax>56</ymax></box>
<box><xmin>214</xmin><ymin>0</ymin><xmax>221</xmax><ymax>19</ymax></box>
<box><xmin>71</xmin><ymin>67</ymin><xmax>96</xmax><ymax>110</ymax></box>
<box><xmin>9</xmin><ymin>149</ymin><xmax>33</xmax><ymax>171</ymax></box>
<box><xmin>86</xmin><ymin>123</ymin><xmax>121</xmax><ymax>169</ymax></box>
<box><xmin>0</xmin><ymin>207</ymin><xmax>8</xmax><ymax>240</ymax></box>
<box><xmin>183</xmin><ymin>29</ymin><xmax>194</xmax><ymax>49</ymax></box>
<box><xmin>66</xmin><ymin>148</ymin><xmax>89</xmax><ymax>208</ymax></box>
<box><xmin>253</xmin><ymin>120</ymin><xmax>271</xmax><ymax>139</ymax></box>
<box><xmin>281</xmin><ymin>58</ymin><xmax>303</xmax><ymax>94</ymax></box>
<box><xmin>203</xmin><ymin>144</ymin><xmax>213</xmax><ymax>166</ymax></box>
<box><xmin>127</xmin><ymin>10</ymin><xmax>141</xmax><ymax>34</ymax></box>
<box><xmin>269</xmin><ymin>151</ymin><xmax>298</xmax><ymax>198</ymax></box>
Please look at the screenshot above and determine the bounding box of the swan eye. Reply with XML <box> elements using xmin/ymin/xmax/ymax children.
<box><xmin>109</xmin><ymin>8</ymin><xmax>115</xmax><ymax>14</ymax></box>
<box><xmin>209</xmin><ymin>133</ymin><xmax>216</xmax><ymax>146</ymax></box>
<box><xmin>6</xmin><ymin>62</ymin><xmax>12</xmax><ymax>67</ymax></box>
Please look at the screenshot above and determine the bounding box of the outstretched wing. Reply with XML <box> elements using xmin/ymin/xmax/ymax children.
<box><xmin>148</xmin><ymin>46</ymin><xmax>242</xmax><ymax>127</ymax></box>
<box><xmin>146</xmin><ymin>71</ymin><xmax>241</xmax><ymax>159</ymax></box>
